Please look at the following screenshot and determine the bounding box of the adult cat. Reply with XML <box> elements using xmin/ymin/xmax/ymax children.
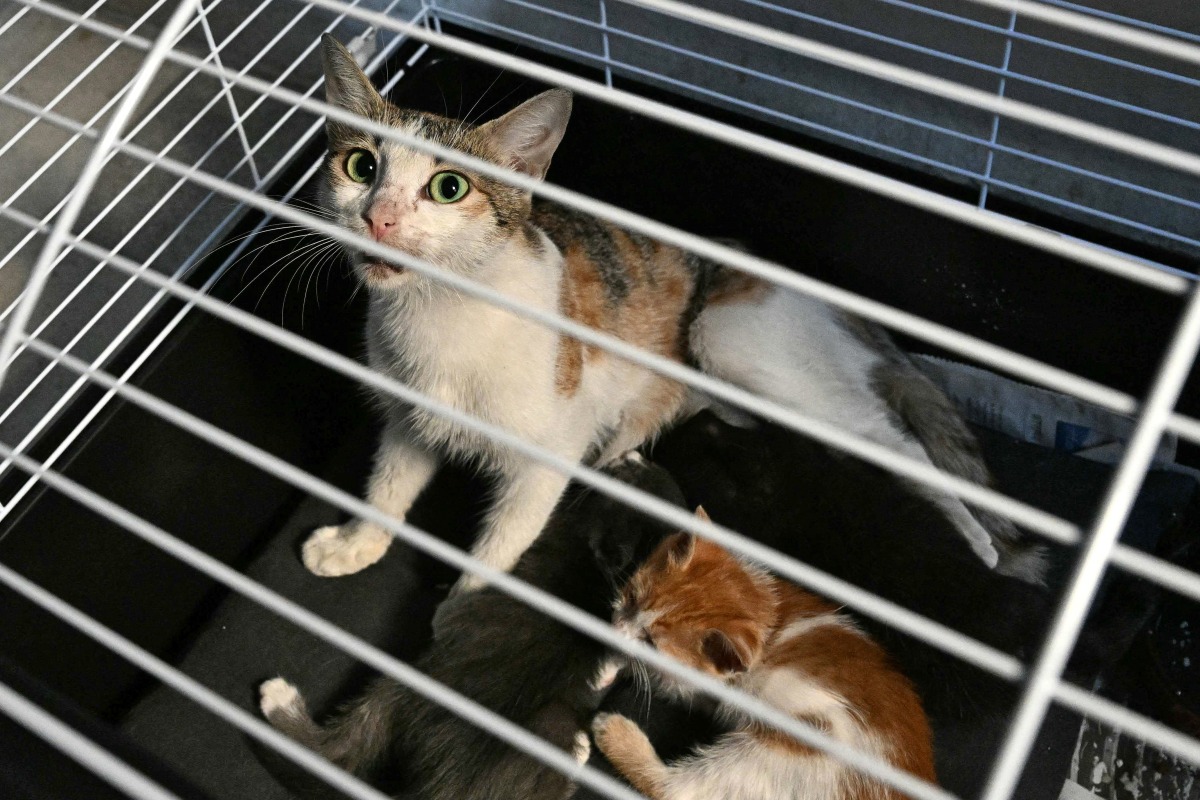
<box><xmin>303</xmin><ymin>35</ymin><xmax>1039</xmax><ymax>592</ymax></box>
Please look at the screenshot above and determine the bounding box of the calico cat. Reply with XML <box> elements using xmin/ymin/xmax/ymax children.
<box><xmin>592</xmin><ymin>517</ymin><xmax>938</xmax><ymax>800</ymax></box>
<box><xmin>256</xmin><ymin>454</ymin><xmax>683</xmax><ymax>799</ymax></box>
<box><xmin>303</xmin><ymin>35</ymin><xmax>1038</xmax><ymax>593</ymax></box>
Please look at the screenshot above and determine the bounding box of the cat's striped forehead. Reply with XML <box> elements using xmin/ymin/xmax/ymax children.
<box><xmin>328</xmin><ymin>102</ymin><xmax>494</xmax><ymax>166</ymax></box>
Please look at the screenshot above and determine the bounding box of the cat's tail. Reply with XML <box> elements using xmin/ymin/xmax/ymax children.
<box><xmin>689</xmin><ymin>279</ymin><xmax>1046</xmax><ymax>584</ymax></box>
<box><xmin>254</xmin><ymin>676</ymin><xmax>406</xmax><ymax>799</ymax></box>
<box><xmin>870</xmin><ymin>354</ymin><xmax>1049</xmax><ymax>584</ymax></box>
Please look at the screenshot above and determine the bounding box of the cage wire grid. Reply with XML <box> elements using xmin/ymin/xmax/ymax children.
<box><xmin>0</xmin><ymin>0</ymin><xmax>1198</xmax><ymax>798</ymax></box>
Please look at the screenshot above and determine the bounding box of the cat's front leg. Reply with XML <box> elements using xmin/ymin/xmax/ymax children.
<box><xmin>592</xmin><ymin>713</ymin><xmax>669</xmax><ymax>800</ymax></box>
<box><xmin>303</xmin><ymin>424</ymin><xmax>439</xmax><ymax>577</ymax></box>
<box><xmin>452</xmin><ymin>461</ymin><xmax>573</xmax><ymax>594</ymax></box>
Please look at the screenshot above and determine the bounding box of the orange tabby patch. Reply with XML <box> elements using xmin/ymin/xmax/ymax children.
<box><xmin>553</xmin><ymin>225</ymin><xmax>695</xmax><ymax>419</ymax></box>
<box><xmin>705</xmin><ymin>269</ymin><xmax>769</xmax><ymax>306</ymax></box>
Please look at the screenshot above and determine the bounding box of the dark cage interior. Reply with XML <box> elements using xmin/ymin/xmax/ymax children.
<box><xmin>0</xmin><ymin>27</ymin><xmax>1197</xmax><ymax>800</ymax></box>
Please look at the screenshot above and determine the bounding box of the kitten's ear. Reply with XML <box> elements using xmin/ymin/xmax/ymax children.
<box><xmin>321</xmin><ymin>34</ymin><xmax>383</xmax><ymax>119</ymax></box>
<box><xmin>665</xmin><ymin>532</ymin><xmax>695</xmax><ymax>570</ymax></box>
<box><xmin>694</xmin><ymin>505</ymin><xmax>711</xmax><ymax>523</ymax></box>
<box><xmin>476</xmin><ymin>89</ymin><xmax>573</xmax><ymax>179</ymax></box>
<box><xmin>701</xmin><ymin>630</ymin><xmax>752</xmax><ymax>674</ymax></box>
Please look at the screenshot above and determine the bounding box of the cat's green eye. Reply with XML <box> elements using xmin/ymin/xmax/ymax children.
<box><xmin>428</xmin><ymin>171</ymin><xmax>470</xmax><ymax>204</ymax></box>
<box><xmin>344</xmin><ymin>149</ymin><xmax>376</xmax><ymax>184</ymax></box>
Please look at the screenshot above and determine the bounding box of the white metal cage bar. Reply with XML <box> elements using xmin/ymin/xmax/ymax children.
<box><xmin>0</xmin><ymin>681</ymin><xmax>185</xmax><ymax>800</ymax></box>
<box><xmin>7</xmin><ymin>0</ymin><xmax>1200</xmax><ymax>657</ymax></box>
<box><xmin>0</xmin><ymin>0</ymin><xmax>422</xmax><ymax>519</ymax></box>
<box><xmin>1</xmin><ymin>0</ymin><xmax>1198</xmax><ymax>798</ymax></box>
<box><xmin>433</xmin><ymin>0</ymin><xmax>1200</xmax><ymax>258</ymax></box>
<box><xmin>0</xmin><ymin>0</ymin><xmax>204</xmax><ymax>384</ymax></box>
<box><xmin>983</xmin><ymin>285</ymin><xmax>1200</xmax><ymax>800</ymax></box>
<box><xmin>0</xmin><ymin>384</ymin><xmax>951</xmax><ymax>800</ymax></box>
<box><xmin>13</xmin><ymin>0</ymin><xmax>1192</xmax><ymax>294</ymax></box>
<box><xmin>609</xmin><ymin>0</ymin><xmax>1200</xmax><ymax>176</ymax></box>
<box><xmin>2</xmin><ymin>199</ymin><xmax>1200</xmax><ymax>792</ymax></box>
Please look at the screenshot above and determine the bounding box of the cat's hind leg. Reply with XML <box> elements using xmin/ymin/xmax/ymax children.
<box><xmin>303</xmin><ymin>424</ymin><xmax>440</xmax><ymax>577</ymax></box>
<box><xmin>592</xmin><ymin>713</ymin><xmax>669</xmax><ymax>800</ymax></box>
<box><xmin>258</xmin><ymin>676</ymin><xmax>406</xmax><ymax>777</ymax></box>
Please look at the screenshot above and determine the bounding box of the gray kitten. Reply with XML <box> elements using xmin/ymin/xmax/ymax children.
<box><xmin>256</xmin><ymin>454</ymin><xmax>684</xmax><ymax>799</ymax></box>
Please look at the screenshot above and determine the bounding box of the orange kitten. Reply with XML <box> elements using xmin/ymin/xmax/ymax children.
<box><xmin>593</xmin><ymin>509</ymin><xmax>937</xmax><ymax>799</ymax></box>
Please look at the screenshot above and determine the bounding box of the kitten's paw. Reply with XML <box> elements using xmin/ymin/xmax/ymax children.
<box><xmin>572</xmin><ymin>730</ymin><xmax>592</xmax><ymax>765</ymax></box>
<box><xmin>590</xmin><ymin>658</ymin><xmax>623</xmax><ymax>692</ymax></box>
<box><xmin>618</xmin><ymin>450</ymin><xmax>646</xmax><ymax>466</ymax></box>
<box><xmin>592</xmin><ymin>712</ymin><xmax>650</xmax><ymax>756</ymax></box>
<box><xmin>450</xmin><ymin>571</ymin><xmax>486</xmax><ymax>595</ymax></box>
<box><xmin>259</xmin><ymin>677</ymin><xmax>302</xmax><ymax>719</ymax></box>
<box><xmin>302</xmin><ymin>524</ymin><xmax>391</xmax><ymax>576</ymax></box>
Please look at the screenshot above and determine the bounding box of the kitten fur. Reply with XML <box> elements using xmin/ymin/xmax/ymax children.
<box><xmin>256</xmin><ymin>454</ymin><xmax>685</xmax><ymax>799</ymax></box>
<box><xmin>640</xmin><ymin>411</ymin><xmax>1158</xmax><ymax>796</ymax></box>
<box><xmin>304</xmin><ymin>35</ymin><xmax>1040</xmax><ymax>592</ymax></box>
<box><xmin>593</xmin><ymin>521</ymin><xmax>937</xmax><ymax>800</ymax></box>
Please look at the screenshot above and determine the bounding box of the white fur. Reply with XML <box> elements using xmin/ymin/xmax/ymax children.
<box><xmin>572</xmin><ymin>730</ymin><xmax>592</xmax><ymax>765</ymax></box>
<box><xmin>647</xmin><ymin>662</ymin><xmax>891</xmax><ymax>800</ymax></box>
<box><xmin>311</xmin><ymin>214</ymin><xmax>683</xmax><ymax>594</ymax></box>
<box><xmin>691</xmin><ymin>285</ymin><xmax>999</xmax><ymax>567</ymax></box>
<box><xmin>369</xmin><ymin>234</ymin><xmax>675</xmax><ymax>589</ymax></box>
<box><xmin>661</xmin><ymin>733</ymin><xmax>848</xmax><ymax>800</ymax></box>
<box><xmin>771</xmin><ymin>613</ymin><xmax>859</xmax><ymax>646</ymax></box>
<box><xmin>259</xmin><ymin>677</ymin><xmax>301</xmax><ymax>718</ymax></box>
<box><xmin>591</xmin><ymin>657</ymin><xmax>623</xmax><ymax>692</ymax></box>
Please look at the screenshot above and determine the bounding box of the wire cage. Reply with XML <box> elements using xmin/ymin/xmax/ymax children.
<box><xmin>0</xmin><ymin>0</ymin><xmax>1198</xmax><ymax>798</ymax></box>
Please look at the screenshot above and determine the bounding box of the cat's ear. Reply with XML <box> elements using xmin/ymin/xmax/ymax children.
<box><xmin>476</xmin><ymin>89</ymin><xmax>573</xmax><ymax>180</ymax></box>
<box><xmin>321</xmin><ymin>34</ymin><xmax>383</xmax><ymax>119</ymax></box>
<box><xmin>701</xmin><ymin>629</ymin><xmax>752</xmax><ymax>674</ymax></box>
<box><xmin>694</xmin><ymin>505</ymin><xmax>711</xmax><ymax>523</ymax></box>
<box><xmin>665</xmin><ymin>532</ymin><xmax>696</xmax><ymax>570</ymax></box>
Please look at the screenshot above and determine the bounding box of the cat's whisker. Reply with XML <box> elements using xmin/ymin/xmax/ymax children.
<box><xmin>233</xmin><ymin>237</ymin><xmax>332</xmax><ymax>309</ymax></box>
<box><xmin>471</xmin><ymin>80</ymin><xmax>525</xmax><ymax>131</ymax></box>
<box><xmin>229</xmin><ymin>229</ymin><xmax>327</xmax><ymax>287</ymax></box>
<box><xmin>229</xmin><ymin>235</ymin><xmax>326</xmax><ymax>303</ymax></box>
<box><xmin>300</xmin><ymin>241</ymin><xmax>340</xmax><ymax>327</ymax></box>
<box><xmin>268</xmin><ymin>237</ymin><xmax>336</xmax><ymax>314</ymax></box>
<box><xmin>289</xmin><ymin>199</ymin><xmax>339</xmax><ymax>220</ymax></box>
<box><xmin>194</xmin><ymin>222</ymin><xmax>311</xmax><ymax>282</ymax></box>
<box><xmin>284</xmin><ymin>236</ymin><xmax>333</xmax><ymax>315</ymax></box>
<box><xmin>301</xmin><ymin>247</ymin><xmax>329</xmax><ymax>324</ymax></box>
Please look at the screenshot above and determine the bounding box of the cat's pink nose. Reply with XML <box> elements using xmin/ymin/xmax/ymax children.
<box><xmin>363</xmin><ymin>203</ymin><xmax>400</xmax><ymax>240</ymax></box>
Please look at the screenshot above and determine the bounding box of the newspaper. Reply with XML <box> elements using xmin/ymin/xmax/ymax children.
<box><xmin>913</xmin><ymin>354</ymin><xmax>1179</xmax><ymax>468</ymax></box>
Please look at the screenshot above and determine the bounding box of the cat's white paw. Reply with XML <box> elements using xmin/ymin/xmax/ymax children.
<box><xmin>302</xmin><ymin>524</ymin><xmax>392</xmax><ymax>576</ymax></box>
<box><xmin>590</xmin><ymin>658</ymin><xmax>623</xmax><ymax>692</ymax></box>
<box><xmin>572</xmin><ymin>730</ymin><xmax>592</xmax><ymax>764</ymax></box>
<box><xmin>451</xmin><ymin>571</ymin><xmax>486</xmax><ymax>595</ymax></box>
<box><xmin>259</xmin><ymin>677</ymin><xmax>301</xmax><ymax>718</ymax></box>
